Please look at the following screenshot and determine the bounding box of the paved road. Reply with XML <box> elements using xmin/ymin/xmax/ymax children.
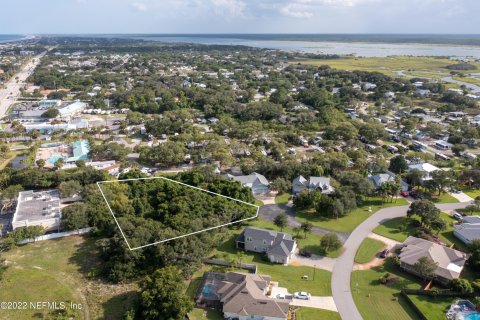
<box><xmin>331</xmin><ymin>202</ymin><xmax>470</xmax><ymax>320</ymax></box>
<box><xmin>0</xmin><ymin>51</ymin><xmax>46</xmax><ymax>117</ymax></box>
<box><xmin>259</xmin><ymin>204</ymin><xmax>350</xmax><ymax>242</ymax></box>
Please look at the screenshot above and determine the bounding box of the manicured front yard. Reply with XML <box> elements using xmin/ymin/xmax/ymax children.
<box><xmin>373</xmin><ymin>217</ymin><xmax>416</xmax><ymax>242</ymax></box>
<box><xmin>242</xmin><ymin>218</ymin><xmax>342</xmax><ymax>258</ymax></box>
<box><xmin>354</xmin><ymin>238</ymin><xmax>386</xmax><ymax>264</ymax></box>
<box><xmin>430</xmin><ymin>193</ymin><xmax>460</xmax><ymax>204</ymax></box>
<box><xmin>296</xmin><ymin>307</ymin><xmax>341</xmax><ymax>320</ymax></box>
<box><xmin>275</xmin><ymin>192</ymin><xmax>291</xmax><ymax>204</ymax></box>
<box><xmin>214</xmin><ymin>222</ymin><xmax>333</xmax><ymax>296</ymax></box>
<box><xmin>295</xmin><ymin>197</ymin><xmax>409</xmax><ymax>233</ymax></box>
<box><xmin>351</xmin><ymin>260</ymin><xmax>421</xmax><ymax>320</ymax></box>
<box><xmin>373</xmin><ymin>213</ymin><xmax>468</xmax><ymax>252</ymax></box>
<box><xmin>461</xmin><ymin>187</ymin><xmax>480</xmax><ymax>199</ymax></box>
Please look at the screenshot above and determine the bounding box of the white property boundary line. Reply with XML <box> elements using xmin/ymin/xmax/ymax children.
<box><xmin>97</xmin><ymin>176</ymin><xmax>259</xmax><ymax>251</ymax></box>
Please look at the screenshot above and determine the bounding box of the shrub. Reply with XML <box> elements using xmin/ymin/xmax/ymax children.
<box><xmin>451</xmin><ymin>278</ymin><xmax>473</xmax><ymax>294</ymax></box>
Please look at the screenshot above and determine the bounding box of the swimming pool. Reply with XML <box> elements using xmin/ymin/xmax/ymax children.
<box><xmin>202</xmin><ymin>284</ymin><xmax>215</xmax><ymax>297</ymax></box>
<box><xmin>465</xmin><ymin>313</ymin><xmax>480</xmax><ymax>320</ymax></box>
<box><xmin>47</xmin><ymin>155</ymin><xmax>64</xmax><ymax>164</ymax></box>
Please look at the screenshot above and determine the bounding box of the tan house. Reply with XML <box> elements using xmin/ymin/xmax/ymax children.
<box><xmin>196</xmin><ymin>272</ymin><xmax>290</xmax><ymax>320</ymax></box>
<box><xmin>398</xmin><ymin>236</ymin><xmax>469</xmax><ymax>285</ymax></box>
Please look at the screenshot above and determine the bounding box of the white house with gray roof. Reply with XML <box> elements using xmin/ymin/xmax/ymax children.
<box><xmin>226</xmin><ymin>172</ymin><xmax>270</xmax><ymax>195</ymax></box>
<box><xmin>236</xmin><ymin>227</ymin><xmax>297</xmax><ymax>265</ymax></box>
<box><xmin>368</xmin><ymin>172</ymin><xmax>409</xmax><ymax>192</ymax></box>
<box><xmin>454</xmin><ymin>216</ymin><xmax>480</xmax><ymax>244</ymax></box>
<box><xmin>398</xmin><ymin>236</ymin><xmax>469</xmax><ymax>285</ymax></box>
<box><xmin>292</xmin><ymin>175</ymin><xmax>334</xmax><ymax>195</ymax></box>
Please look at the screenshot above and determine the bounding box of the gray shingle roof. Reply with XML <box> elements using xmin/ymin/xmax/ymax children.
<box><xmin>238</xmin><ymin>227</ymin><xmax>295</xmax><ymax>258</ymax></box>
<box><xmin>399</xmin><ymin>236</ymin><xmax>469</xmax><ymax>281</ymax></box>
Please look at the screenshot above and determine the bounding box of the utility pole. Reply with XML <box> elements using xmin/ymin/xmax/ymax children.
<box><xmin>313</xmin><ymin>265</ymin><xmax>316</xmax><ymax>281</ymax></box>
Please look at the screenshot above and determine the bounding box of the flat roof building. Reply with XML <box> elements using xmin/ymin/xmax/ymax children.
<box><xmin>12</xmin><ymin>190</ymin><xmax>61</xmax><ymax>232</ymax></box>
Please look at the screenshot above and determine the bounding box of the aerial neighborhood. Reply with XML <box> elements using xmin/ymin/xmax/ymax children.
<box><xmin>0</xmin><ymin>33</ymin><xmax>480</xmax><ymax>320</ymax></box>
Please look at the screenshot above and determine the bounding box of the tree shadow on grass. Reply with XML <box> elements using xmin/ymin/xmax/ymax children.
<box><xmin>68</xmin><ymin>235</ymin><xmax>103</xmax><ymax>278</ymax></box>
<box><xmin>101</xmin><ymin>290</ymin><xmax>139</xmax><ymax>320</ymax></box>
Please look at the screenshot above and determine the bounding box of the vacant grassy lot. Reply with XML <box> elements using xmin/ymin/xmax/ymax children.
<box><xmin>296</xmin><ymin>307</ymin><xmax>341</xmax><ymax>320</ymax></box>
<box><xmin>351</xmin><ymin>260</ymin><xmax>421</xmax><ymax>320</ymax></box>
<box><xmin>0</xmin><ymin>236</ymin><xmax>137</xmax><ymax>320</ymax></box>
<box><xmin>295</xmin><ymin>197</ymin><xmax>409</xmax><ymax>233</ymax></box>
<box><xmin>296</xmin><ymin>56</ymin><xmax>470</xmax><ymax>76</ymax></box>
<box><xmin>354</xmin><ymin>238</ymin><xmax>386</xmax><ymax>264</ymax></box>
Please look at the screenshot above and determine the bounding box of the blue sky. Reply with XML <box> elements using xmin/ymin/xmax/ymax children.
<box><xmin>1</xmin><ymin>0</ymin><xmax>478</xmax><ymax>34</ymax></box>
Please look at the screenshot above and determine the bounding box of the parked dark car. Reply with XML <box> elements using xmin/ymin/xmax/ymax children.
<box><xmin>299</xmin><ymin>250</ymin><xmax>312</xmax><ymax>258</ymax></box>
<box><xmin>379</xmin><ymin>249</ymin><xmax>390</xmax><ymax>258</ymax></box>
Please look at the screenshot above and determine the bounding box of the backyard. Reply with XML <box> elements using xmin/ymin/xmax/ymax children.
<box><xmin>0</xmin><ymin>236</ymin><xmax>138</xmax><ymax>320</ymax></box>
<box><xmin>407</xmin><ymin>294</ymin><xmax>462</xmax><ymax>320</ymax></box>
<box><xmin>295</xmin><ymin>197</ymin><xmax>409</xmax><ymax>233</ymax></box>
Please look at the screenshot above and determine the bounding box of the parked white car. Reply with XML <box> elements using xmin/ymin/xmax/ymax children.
<box><xmin>293</xmin><ymin>292</ymin><xmax>311</xmax><ymax>300</ymax></box>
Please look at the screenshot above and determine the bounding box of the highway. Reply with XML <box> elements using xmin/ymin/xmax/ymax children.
<box><xmin>0</xmin><ymin>51</ymin><xmax>46</xmax><ymax>117</ymax></box>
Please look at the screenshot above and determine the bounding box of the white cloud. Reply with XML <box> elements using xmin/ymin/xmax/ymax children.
<box><xmin>130</xmin><ymin>2</ymin><xmax>148</xmax><ymax>12</ymax></box>
<box><xmin>210</xmin><ymin>0</ymin><xmax>246</xmax><ymax>18</ymax></box>
<box><xmin>278</xmin><ymin>0</ymin><xmax>379</xmax><ymax>18</ymax></box>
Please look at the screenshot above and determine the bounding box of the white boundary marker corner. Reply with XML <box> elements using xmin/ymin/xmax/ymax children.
<box><xmin>96</xmin><ymin>176</ymin><xmax>259</xmax><ymax>251</ymax></box>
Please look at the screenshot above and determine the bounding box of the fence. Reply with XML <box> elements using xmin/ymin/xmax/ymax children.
<box><xmin>18</xmin><ymin>227</ymin><xmax>92</xmax><ymax>244</ymax></box>
<box><xmin>401</xmin><ymin>289</ymin><xmax>478</xmax><ymax>320</ymax></box>
<box><xmin>203</xmin><ymin>258</ymin><xmax>257</xmax><ymax>273</ymax></box>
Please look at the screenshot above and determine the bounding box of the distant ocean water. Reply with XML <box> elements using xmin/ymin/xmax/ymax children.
<box><xmin>0</xmin><ymin>35</ymin><xmax>25</xmax><ymax>43</ymax></box>
<box><xmin>121</xmin><ymin>34</ymin><xmax>480</xmax><ymax>58</ymax></box>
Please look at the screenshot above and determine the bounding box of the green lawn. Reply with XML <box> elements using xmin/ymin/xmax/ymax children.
<box><xmin>373</xmin><ymin>212</ymin><xmax>468</xmax><ymax>252</ymax></box>
<box><xmin>374</xmin><ymin>217</ymin><xmax>416</xmax><ymax>242</ymax></box>
<box><xmin>188</xmin><ymin>308</ymin><xmax>224</xmax><ymax>320</ymax></box>
<box><xmin>461</xmin><ymin>187</ymin><xmax>480</xmax><ymax>199</ymax></box>
<box><xmin>407</xmin><ymin>295</ymin><xmax>459</xmax><ymax>320</ymax></box>
<box><xmin>0</xmin><ymin>236</ymin><xmax>138</xmax><ymax>320</ymax></box>
<box><xmin>254</xmin><ymin>199</ymin><xmax>264</xmax><ymax>206</ymax></box>
<box><xmin>295</xmin><ymin>197</ymin><xmax>409</xmax><ymax>233</ymax></box>
<box><xmin>351</xmin><ymin>260</ymin><xmax>422</xmax><ymax>320</ymax></box>
<box><xmin>354</xmin><ymin>238</ymin><xmax>386</xmax><ymax>264</ymax></box>
<box><xmin>275</xmin><ymin>192</ymin><xmax>291</xmax><ymax>204</ymax></box>
<box><xmin>242</xmin><ymin>218</ymin><xmax>342</xmax><ymax>258</ymax></box>
<box><xmin>296</xmin><ymin>307</ymin><xmax>341</xmax><ymax>320</ymax></box>
<box><xmin>214</xmin><ymin>223</ymin><xmax>333</xmax><ymax>296</ymax></box>
<box><xmin>430</xmin><ymin>193</ymin><xmax>459</xmax><ymax>204</ymax></box>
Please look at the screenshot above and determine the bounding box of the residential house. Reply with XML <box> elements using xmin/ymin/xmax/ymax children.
<box><xmin>368</xmin><ymin>172</ymin><xmax>409</xmax><ymax>192</ymax></box>
<box><xmin>454</xmin><ymin>216</ymin><xmax>480</xmax><ymax>244</ymax></box>
<box><xmin>398</xmin><ymin>236</ymin><xmax>469</xmax><ymax>285</ymax></box>
<box><xmin>236</xmin><ymin>227</ymin><xmax>297</xmax><ymax>264</ymax></box>
<box><xmin>292</xmin><ymin>175</ymin><xmax>334</xmax><ymax>196</ymax></box>
<box><xmin>226</xmin><ymin>172</ymin><xmax>269</xmax><ymax>195</ymax></box>
<box><xmin>407</xmin><ymin>163</ymin><xmax>440</xmax><ymax>181</ymax></box>
<box><xmin>196</xmin><ymin>272</ymin><xmax>290</xmax><ymax>320</ymax></box>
